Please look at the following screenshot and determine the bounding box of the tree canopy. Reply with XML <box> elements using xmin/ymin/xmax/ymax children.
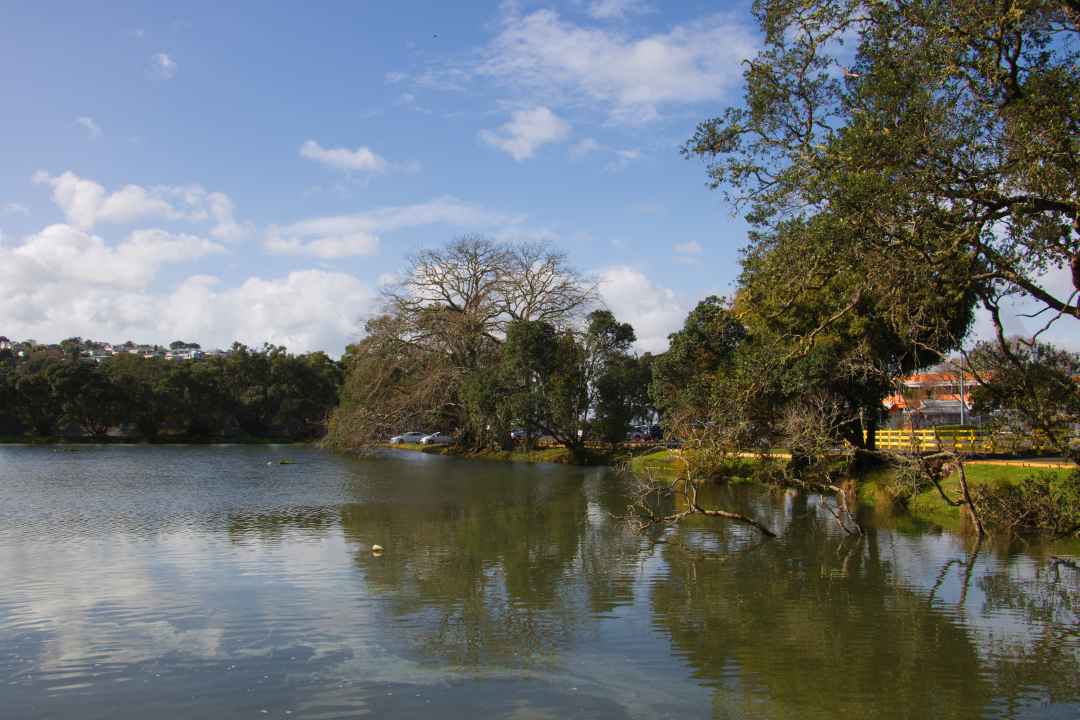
<box><xmin>686</xmin><ymin>0</ymin><xmax>1078</xmax><ymax>340</ymax></box>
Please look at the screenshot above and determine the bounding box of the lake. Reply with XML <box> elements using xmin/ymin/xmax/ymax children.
<box><xmin>1</xmin><ymin>445</ymin><xmax>1077</xmax><ymax>719</ymax></box>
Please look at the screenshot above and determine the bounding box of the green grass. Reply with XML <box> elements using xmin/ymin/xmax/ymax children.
<box><xmin>859</xmin><ymin>462</ymin><xmax>1076</xmax><ymax>532</ymax></box>
<box><xmin>627</xmin><ymin>448</ymin><xmax>684</xmax><ymax>476</ymax></box>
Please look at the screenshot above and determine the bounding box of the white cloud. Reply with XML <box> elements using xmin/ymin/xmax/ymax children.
<box><xmin>265</xmin><ymin>196</ymin><xmax>522</xmax><ymax>259</ymax></box>
<box><xmin>299</xmin><ymin>140</ymin><xmax>389</xmax><ymax>173</ymax></box>
<box><xmin>152</xmin><ymin>52</ymin><xmax>177</xmax><ymax>79</ymax></box>
<box><xmin>32</xmin><ymin>170</ymin><xmax>251</xmax><ymax>240</ymax></box>
<box><xmin>76</xmin><ymin>116</ymin><xmax>102</xmax><ymax>139</ymax></box>
<box><xmin>384</xmin><ymin>71</ymin><xmax>409</xmax><ymax>84</ymax></box>
<box><xmin>7</xmin><ymin>224</ymin><xmax>223</xmax><ymax>289</ymax></box>
<box><xmin>673</xmin><ymin>241</ymin><xmax>702</xmax><ymax>255</ymax></box>
<box><xmin>479</xmin><ymin>106</ymin><xmax>571</xmax><ymax>161</ymax></box>
<box><xmin>596</xmin><ymin>265</ymin><xmax>688</xmax><ymax>353</ymax></box>
<box><xmin>1</xmin><ymin>202</ymin><xmax>30</xmax><ymax>217</ymax></box>
<box><xmin>587</xmin><ymin>0</ymin><xmax>652</xmax><ymax>20</ymax></box>
<box><xmin>0</xmin><ymin>246</ymin><xmax>374</xmax><ymax>356</ymax></box>
<box><xmin>205</xmin><ymin>192</ymin><xmax>254</xmax><ymax>242</ymax></box>
<box><xmin>480</xmin><ymin>9</ymin><xmax>756</xmax><ymax>122</ymax></box>
<box><xmin>159</xmin><ymin>271</ymin><xmax>375</xmax><ymax>354</ymax></box>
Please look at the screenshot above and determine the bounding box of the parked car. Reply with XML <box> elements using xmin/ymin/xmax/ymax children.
<box><xmin>510</xmin><ymin>428</ymin><xmax>527</xmax><ymax>441</ymax></box>
<box><xmin>420</xmin><ymin>431</ymin><xmax>455</xmax><ymax>446</ymax></box>
<box><xmin>389</xmin><ymin>431</ymin><xmax>429</xmax><ymax>444</ymax></box>
<box><xmin>629</xmin><ymin>424</ymin><xmax>662</xmax><ymax>442</ymax></box>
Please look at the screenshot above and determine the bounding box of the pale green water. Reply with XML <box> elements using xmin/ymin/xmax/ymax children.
<box><xmin>0</xmin><ymin>445</ymin><xmax>1077</xmax><ymax>718</ymax></box>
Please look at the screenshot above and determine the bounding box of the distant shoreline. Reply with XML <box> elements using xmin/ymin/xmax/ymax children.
<box><xmin>0</xmin><ymin>435</ymin><xmax>312</xmax><ymax>446</ymax></box>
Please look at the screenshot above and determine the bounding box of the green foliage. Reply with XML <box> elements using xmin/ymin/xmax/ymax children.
<box><xmin>0</xmin><ymin>344</ymin><xmax>340</xmax><ymax>441</ymax></box>
<box><xmin>684</xmin><ymin>0</ymin><xmax>1078</xmax><ymax>433</ymax></box>
<box><xmin>651</xmin><ymin>296</ymin><xmax>747</xmax><ymax>419</ymax></box>
<box><xmin>967</xmin><ymin>339</ymin><xmax>1080</xmax><ymax>463</ymax></box>
<box><xmin>326</xmin><ymin>237</ymin><xmax>626</xmax><ymax>456</ymax></box>
<box><xmin>974</xmin><ymin>470</ymin><xmax>1080</xmax><ymax>537</ymax></box>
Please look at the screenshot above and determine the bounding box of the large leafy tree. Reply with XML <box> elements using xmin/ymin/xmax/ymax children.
<box><xmin>686</xmin><ymin>0</ymin><xmax>1079</xmax><ymax>342</ymax></box>
<box><xmin>737</xmin><ymin>213</ymin><xmax>976</xmax><ymax>450</ymax></box>
<box><xmin>651</xmin><ymin>296</ymin><xmax>749</xmax><ymax>420</ymax></box>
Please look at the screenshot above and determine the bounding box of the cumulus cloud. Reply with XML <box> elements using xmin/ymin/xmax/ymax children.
<box><xmin>151</xmin><ymin>52</ymin><xmax>177</xmax><ymax>79</ymax></box>
<box><xmin>479</xmin><ymin>106</ymin><xmax>571</xmax><ymax>161</ymax></box>
<box><xmin>31</xmin><ymin>170</ymin><xmax>251</xmax><ymax>240</ymax></box>
<box><xmin>265</xmin><ymin>196</ymin><xmax>522</xmax><ymax>259</ymax></box>
<box><xmin>480</xmin><ymin>9</ymin><xmax>756</xmax><ymax>122</ymax></box>
<box><xmin>76</xmin><ymin>116</ymin><xmax>102</xmax><ymax>139</ymax></box>
<box><xmin>6</xmin><ymin>224</ymin><xmax>223</xmax><ymax>289</ymax></box>
<box><xmin>159</xmin><ymin>271</ymin><xmax>375</xmax><ymax>353</ymax></box>
<box><xmin>299</xmin><ymin>140</ymin><xmax>389</xmax><ymax>173</ymax></box>
<box><xmin>596</xmin><ymin>265</ymin><xmax>688</xmax><ymax>353</ymax></box>
<box><xmin>0</xmin><ymin>253</ymin><xmax>374</xmax><ymax>356</ymax></box>
<box><xmin>205</xmin><ymin>192</ymin><xmax>255</xmax><ymax>242</ymax></box>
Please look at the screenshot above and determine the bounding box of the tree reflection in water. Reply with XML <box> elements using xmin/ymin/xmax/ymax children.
<box><xmin>650</xmin><ymin>488</ymin><xmax>1080</xmax><ymax>719</ymax></box>
<box><xmin>219</xmin><ymin>455</ymin><xmax>1079</xmax><ymax>718</ymax></box>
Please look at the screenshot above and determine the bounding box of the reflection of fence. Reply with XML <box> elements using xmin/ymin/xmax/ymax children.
<box><xmin>868</xmin><ymin>428</ymin><xmax>1050</xmax><ymax>454</ymax></box>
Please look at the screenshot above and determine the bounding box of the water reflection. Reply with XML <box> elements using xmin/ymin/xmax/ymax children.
<box><xmin>0</xmin><ymin>446</ymin><xmax>1076</xmax><ymax>719</ymax></box>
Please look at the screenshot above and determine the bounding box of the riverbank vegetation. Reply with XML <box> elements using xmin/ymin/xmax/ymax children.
<box><xmin>0</xmin><ymin>342</ymin><xmax>341</xmax><ymax>442</ymax></box>
<box><xmin>326</xmin><ymin>238</ymin><xmax>653</xmax><ymax>462</ymax></box>
<box><xmin>628</xmin><ymin>0</ymin><xmax>1080</xmax><ymax>538</ymax></box>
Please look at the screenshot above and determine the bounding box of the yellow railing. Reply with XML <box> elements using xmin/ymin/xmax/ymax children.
<box><xmin>867</xmin><ymin>428</ymin><xmax>1037</xmax><ymax>454</ymax></box>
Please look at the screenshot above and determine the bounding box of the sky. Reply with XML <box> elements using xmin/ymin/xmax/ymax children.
<box><xmin>1</xmin><ymin>1</ymin><xmax>1074</xmax><ymax>358</ymax></box>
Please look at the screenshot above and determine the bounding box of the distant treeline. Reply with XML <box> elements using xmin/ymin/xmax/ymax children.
<box><xmin>0</xmin><ymin>343</ymin><xmax>341</xmax><ymax>441</ymax></box>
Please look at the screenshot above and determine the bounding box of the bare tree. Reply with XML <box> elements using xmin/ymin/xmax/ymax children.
<box><xmin>500</xmin><ymin>242</ymin><xmax>598</xmax><ymax>326</ymax></box>
<box><xmin>328</xmin><ymin>236</ymin><xmax>597</xmax><ymax>451</ymax></box>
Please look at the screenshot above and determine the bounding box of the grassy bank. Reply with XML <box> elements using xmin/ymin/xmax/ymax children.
<box><xmin>858</xmin><ymin>463</ymin><xmax>1077</xmax><ymax>532</ymax></box>
<box><xmin>385</xmin><ymin>442</ymin><xmax>687</xmax><ymax>468</ymax></box>
<box><xmin>375</xmin><ymin>443</ymin><xmax>1080</xmax><ymax>536</ymax></box>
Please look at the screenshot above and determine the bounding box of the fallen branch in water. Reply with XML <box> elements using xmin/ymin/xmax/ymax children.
<box><xmin>624</xmin><ymin>462</ymin><xmax>777</xmax><ymax>538</ymax></box>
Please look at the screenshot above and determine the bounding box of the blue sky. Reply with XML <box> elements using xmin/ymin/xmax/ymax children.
<box><xmin>6</xmin><ymin>1</ymin><xmax>1069</xmax><ymax>356</ymax></box>
<box><xmin>1</xmin><ymin>0</ymin><xmax>765</xmax><ymax>355</ymax></box>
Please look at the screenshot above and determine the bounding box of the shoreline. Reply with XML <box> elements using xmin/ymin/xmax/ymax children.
<box><xmin>382</xmin><ymin>443</ymin><xmax>1077</xmax><ymax>537</ymax></box>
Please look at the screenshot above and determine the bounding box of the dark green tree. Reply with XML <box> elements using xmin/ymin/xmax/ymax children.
<box><xmin>685</xmin><ymin>0</ymin><xmax>1079</xmax><ymax>379</ymax></box>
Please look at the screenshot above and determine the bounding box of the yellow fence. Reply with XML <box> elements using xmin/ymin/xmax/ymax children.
<box><xmin>868</xmin><ymin>428</ymin><xmax>1036</xmax><ymax>454</ymax></box>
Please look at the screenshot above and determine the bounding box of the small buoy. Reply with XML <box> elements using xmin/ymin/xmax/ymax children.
<box><xmin>371</xmin><ymin>544</ymin><xmax>384</xmax><ymax>556</ymax></box>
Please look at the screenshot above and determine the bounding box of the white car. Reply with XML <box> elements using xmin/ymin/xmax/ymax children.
<box><xmin>420</xmin><ymin>432</ymin><xmax>455</xmax><ymax>446</ymax></box>
<box><xmin>390</xmin><ymin>431</ymin><xmax>429</xmax><ymax>444</ymax></box>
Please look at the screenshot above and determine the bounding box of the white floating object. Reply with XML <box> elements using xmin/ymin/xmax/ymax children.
<box><xmin>371</xmin><ymin>544</ymin><xmax>384</xmax><ymax>554</ymax></box>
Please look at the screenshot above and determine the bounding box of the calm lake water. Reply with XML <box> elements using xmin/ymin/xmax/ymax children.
<box><xmin>1</xmin><ymin>446</ymin><xmax>1078</xmax><ymax>719</ymax></box>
